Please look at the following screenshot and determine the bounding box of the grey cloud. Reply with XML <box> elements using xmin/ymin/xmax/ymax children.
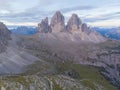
<box><xmin>0</xmin><ymin>0</ymin><xmax>98</xmax><ymax>24</ymax></box>
<box><xmin>0</xmin><ymin>0</ymin><xmax>14</xmax><ymax>10</ymax></box>
<box><xmin>83</xmin><ymin>11</ymin><xmax>120</xmax><ymax>23</ymax></box>
<box><xmin>0</xmin><ymin>0</ymin><xmax>119</xmax><ymax>26</ymax></box>
<box><xmin>0</xmin><ymin>8</ymin><xmax>51</xmax><ymax>22</ymax></box>
<box><xmin>60</xmin><ymin>6</ymin><xmax>95</xmax><ymax>13</ymax></box>
<box><xmin>0</xmin><ymin>4</ymin><xmax>95</xmax><ymax>23</ymax></box>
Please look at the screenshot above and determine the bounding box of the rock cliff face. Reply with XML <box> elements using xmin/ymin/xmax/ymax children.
<box><xmin>50</xmin><ymin>11</ymin><xmax>65</xmax><ymax>32</ymax></box>
<box><xmin>0</xmin><ymin>22</ymin><xmax>11</xmax><ymax>53</ymax></box>
<box><xmin>81</xmin><ymin>23</ymin><xmax>91</xmax><ymax>33</ymax></box>
<box><xmin>66</xmin><ymin>14</ymin><xmax>82</xmax><ymax>32</ymax></box>
<box><xmin>38</xmin><ymin>11</ymin><xmax>106</xmax><ymax>43</ymax></box>
<box><xmin>38</xmin><ymin>17</ymin><xmax>51</xmax><ymax>33</ymax></box>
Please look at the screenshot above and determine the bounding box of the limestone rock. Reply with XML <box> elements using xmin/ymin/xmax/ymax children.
<box><xmin>81</xmin><ymin>23</ymin><xmax>87</xmax><ymax>31</ymax></box>
<box><xmin>37</xmin><ymin>11</ymin><xmax>106</xmax><ymax>43</ymax></box>
<box><xmin>0</xmin><ymin>22</ymin><xmax>11</xmax><ymax>53</ymax></box>
<box><xmin>38</xmin><ymin>17</ymin><xmax>51</xmax><ymax>33</ymax></box>
<box><xmin>81</xmin><ymin>23</ymin><xmax>92</xmax><ymax>34</ymax></box>
<box><xmin>50</xmin><ymin>11</ymin><xmax>65</xmax><ymax>33</ymax></box>
<box><xmin>66</xmin><ymin>14</ymin><xmax>82</xmax><ymax>32</ymax></box>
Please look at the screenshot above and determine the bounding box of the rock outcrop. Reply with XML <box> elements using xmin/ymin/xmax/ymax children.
<box><xmin>37</xmin><ymin>11</ymin><xmax>96</xmax><ymax>34</ymax></box>
<box><xmin>0</xmin><ymin>22</ymin><xmax>11</xmax><ymax>53</ymax></box>
<box><xmin>66</xmin><ymin>14</ymin><xmax>82</xmax><ymax>32</ymax></box>
<box><xmin>38</xmin><ymin>17</ymin><xmax>51</xmax><ymax>33</ymax></box>
<box><xmin>0</xmin><ymin>75</ymin><xmax>108</xmax><ymax>90</ymax></box>
<box><xmin>81</xmin><ymin>23</ymin><xmax>88</xmax><ymax>32</ymax></box>
<box><xmin>50</xmin><ymin>11</ymin><xmax>65</xmax><ymax>32</ymax></box>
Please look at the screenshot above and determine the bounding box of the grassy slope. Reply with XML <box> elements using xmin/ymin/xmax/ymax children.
<box><xmin>20</xmin><ymin>59</ymin><xmax>116</xmax><ymax>90</ymax></box>
<box><xmin>54</xmin><ymin>60</ymin><xmax>116</xmax><ymax>90</ymax></box>
<box><xmin>71</xmin><ymin>64</ymin><xmax>116</xmax><ymax>90</ymax></box>
<box><xmin>0</xmin><ymin>63</ymin><xmax>116</xmax><ymax>90</ymax></box>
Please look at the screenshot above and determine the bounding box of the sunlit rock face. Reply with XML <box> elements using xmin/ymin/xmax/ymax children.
<box><xmin>50</xmin><ymin>11</ymin><xmax>65</xmax><ymax>33</ymax></box>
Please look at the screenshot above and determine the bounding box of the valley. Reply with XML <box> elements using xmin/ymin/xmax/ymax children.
<box><xmin>0</xmin><ymin>11</ymin><xmax>120</xmax><ymax>90</ymax></box>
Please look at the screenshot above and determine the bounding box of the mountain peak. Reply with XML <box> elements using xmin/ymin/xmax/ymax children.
<box><xmin>50</xmin><ymin>11</ymin><xmax>65</xmax><ymax>32</ymax></box>
<box><xmin>50</xmin><ymin>11</ymin><xmax>64</xmax><ymax>25</ymax></box>
<box><xmin>66</xmin><ymin>13</ymin><xmax>82</xmax><ymax>31</ymax></box>
<box><xmin>43</xmin><ymin>17</ymin><xmax>48</xmax><ymax>23</ymax></box>
<box><xmin>71</xmin><ymin>14</ymin><xmax>79</xmax><ymax>19</ymax></box>
<box><xmin>38</xmin><ymin>17</ymin><xmax>52</xmax><ymax>33</ymax></box>
<box><xmin>54</xmin><ymin>11</ymin><xmax>62</xmax><ymax>16</ymax></box>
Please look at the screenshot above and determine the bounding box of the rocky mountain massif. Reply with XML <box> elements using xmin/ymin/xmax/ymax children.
<box><xmin>0</xmin><ymin>11</ymin><xmax>120</xmax><ymax>90</ymax></box>
<box><xmin>38</xmin><ymin>11</ymin><xmax>105</xmax><ymax>43</ymax></box>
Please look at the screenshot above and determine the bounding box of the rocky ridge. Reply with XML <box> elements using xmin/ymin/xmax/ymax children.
<box><xmin>0</xmin><ymin>22</ymin><xmax>11</xmax><ymax>53</ymax></box>
<box><xmin>0</xmin><ymin>23</ymin><xmax>40</xmax><ymax>74</ymax></box>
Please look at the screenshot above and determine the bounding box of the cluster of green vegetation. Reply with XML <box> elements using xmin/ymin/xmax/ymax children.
<box><xmin>0</xmin><ymin>82</ymin><xmax>4</xmax><ymax>89</ymax></box>
<box><xmin>72</xmin><ymin>64</ymin><xmax>116</xmax><ymax>90</ymax></box>
<box><xmin>23</xmin><ymin>61</ymin><xmax>45</xmax><ymax>75</ymax></box>
<box><xmin>53</xmin><ymin>80</ymin><xmax>63</xmax><ymax>90</ymax></box>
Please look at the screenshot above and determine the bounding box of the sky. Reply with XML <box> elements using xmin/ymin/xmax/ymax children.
<box><xmin>0</xmin><ymin>0</ymin><xmax>120</xmax><ymax>27</ymax></box>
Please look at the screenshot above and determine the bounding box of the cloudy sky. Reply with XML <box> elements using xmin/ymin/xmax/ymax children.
<box><xmin>0</xmin><ymin>0</ymin><xmax>120</xmax><ymax>27</ymax></box>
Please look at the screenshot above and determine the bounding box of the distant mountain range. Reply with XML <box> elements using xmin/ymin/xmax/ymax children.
<box><xmin>9</xmin><ymin>26</ymin><xmax>120</xmax><ymax>41</ymax></box>
<box><xmin>94</xmin><ymin>27</ymin><xmax>120</xmax><ymax>40</ymax></box>
<box><xmin>10</xmin><ymin>26</ymin><xmax>38</xmax><ymax>35</ymax></box>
